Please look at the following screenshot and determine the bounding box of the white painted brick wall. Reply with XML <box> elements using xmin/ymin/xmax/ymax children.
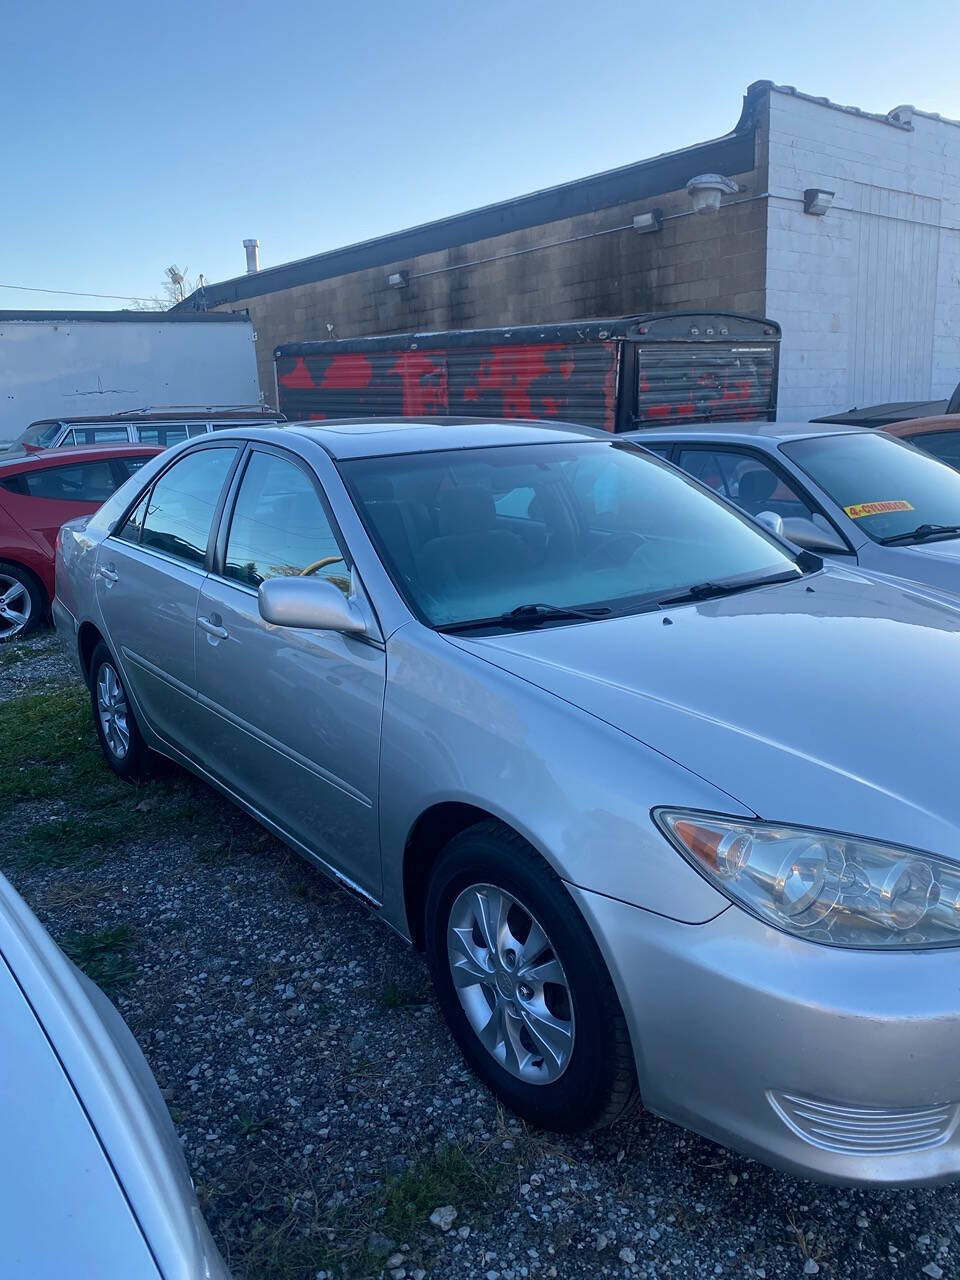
<box><xmin>764</xmin><ymin>91</ymin><xmax>960</xmax><ymax>420</ymax></box>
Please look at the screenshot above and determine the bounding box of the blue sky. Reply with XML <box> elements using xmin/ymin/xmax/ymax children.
<box><xmin>2</xmin><ymin>0</ymin><xmax>958</xmax><ymax>310</ymax></box>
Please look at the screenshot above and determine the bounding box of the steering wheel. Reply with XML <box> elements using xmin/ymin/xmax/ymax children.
<box><xmin>583</xmin><ymin>531</ymin><xmax>646</xmax><ymax>570</ymax></box>
<box><xmin>299</xmin><ymin>555</ymin><xmax>345</xmax><ymax>577</ymax></box>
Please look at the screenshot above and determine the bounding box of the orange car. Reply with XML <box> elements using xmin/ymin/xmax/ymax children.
<box><xmin>882</xmin><ymin>415</ymin><xmax>960</xmax><ymax>470</ymax></box>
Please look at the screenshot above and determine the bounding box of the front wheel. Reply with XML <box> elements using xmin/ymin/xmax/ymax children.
<box><xmin>425</xmin><ymin>822</ymin><xmax>639</xmax><ymax>1132</ymax></box>
<box><xmin>89</xmin><ymin>642</ymin><xmax>149</xmax><ymax>781</ymax></box>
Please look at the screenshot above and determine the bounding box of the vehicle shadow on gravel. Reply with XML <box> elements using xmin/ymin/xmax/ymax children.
<box><xmin>2</xmin><ymin>634</ymin><xmax>959</xmax><ymax>1279</ymax></box>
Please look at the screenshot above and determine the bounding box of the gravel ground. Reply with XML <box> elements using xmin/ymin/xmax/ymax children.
<box><xmin>4</xmin><ymin>629</ymin><xmax>960</xmax><ymax>1280</ymax></box>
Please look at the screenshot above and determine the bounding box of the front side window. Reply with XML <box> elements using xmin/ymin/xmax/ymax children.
<box><xmin>139</xmin><ymin>447</ymin><xmax>236</xmax><ymax>565</ymax></box>
<box><xmin>0</xmin><ymin>458</ymin><xmax>119</xmax><ymax>503</ymax></box>
<box><xmin>343</xmin><ymin>441</ymin><xmax>799</xmax><ymax>629</ymax></box>
<box><xmin>677</xmin><ymin>448</ymin><xmax>818</xmax><ymax>522</ymax></box>
<box><xmin>908</xmin><ymin>430</ymin><xmax>960</xmax><ymax>472</ymax></box>
<box><xmin>224</xmin><ymin>451</ymin><xmax>348</xmax><ymax>592</ymax></box>
<box><xmin>782</xmin><ymin>432</ymin><xmax>960</xmax><ymax>542</ymax></box>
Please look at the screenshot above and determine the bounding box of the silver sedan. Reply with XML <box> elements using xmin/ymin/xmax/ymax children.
<box><xmin>54</xmin><ymin>418</ymin><xmax>960</xmax><ymax>1186</ymax></box>
<box><xmin>0</xmin><ymin>870</ymin><xmax>229</xmax><ymax>1279</ymax></box>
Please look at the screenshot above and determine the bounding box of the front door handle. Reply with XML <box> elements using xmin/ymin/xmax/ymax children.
<box><xmin>198</xmin><ymin>615</ymin><xmax>229</xmax><ymax>640</ymax></box>
<box><xmin>99</xmin><ymin>565</ymin><xmax>119</xmax><ymax>584</ymax></box>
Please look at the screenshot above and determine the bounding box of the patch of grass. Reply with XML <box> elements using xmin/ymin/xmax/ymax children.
<box><xmin>239</xmin><ymin>1143</ymin><xmax>496</xmax><ymax>1280</ymax></box>
<box><xmin>62</xmin><ymin>923</ymin><xmax>137</xmax><ymax>995</ymax></box>
<box><xmin>0</xmin><ymin>682</ymin><xmax>257</xmax><ymax>880</ymax></box>
<box><xmin>377</xmin><ymin>975</ymin><xmax>429</xmax><ymax>1012</ymax></box>
<box><xmin>376</xmin><ymin>1144</ymin><xmax>491</xmax><ymax>1242</ymax></box>
<box><xmin>0</xmin><ymin>685</ymin><xmax>98</xmax><ymax>802</ymax></box>
<box><xmin>13</xmin><ymin>813</ymin><xmax>131</xmax><ymax>870</ymax></box>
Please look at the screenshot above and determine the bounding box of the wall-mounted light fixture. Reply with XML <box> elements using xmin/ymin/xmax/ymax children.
<box><xmin>803</xmin><ymin>188</ymin><xmax>835</xmax><ymax>216</ymax></box>
<box><xmin>387</xmin><ymin>271</ymin><xmax>409</xmax><ymax>289</ymax></box>
<box><xmin>632</xmin><ymin>209</ymin><xmax>663</xmax><ymax>234</ymax></box>
<box><xmin>686</xmin><ymin>174</ymin><xmax>740</xmax><ymax>215</ymax></box>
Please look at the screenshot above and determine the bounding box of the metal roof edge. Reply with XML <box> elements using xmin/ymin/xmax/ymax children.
<box><xmin>181</xmin><ymin>98</ymin><xmax>760</xmax><ymax>310</ymax></box>
<box><xmin>0</xmin><ymin>310</ymin><xmax>251</xmax><ymax>324</ymax></box>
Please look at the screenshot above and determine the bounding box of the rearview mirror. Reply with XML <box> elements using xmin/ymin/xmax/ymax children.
<box><xmin>755</xmin><ymin>510</ymin><xmax>784</xmax><ymax>537</ymax></box>
<box><xmin>779</xmin><ymin>516</ymin><xmax>848</xmax><ymax>555</ymax></box>
<box><xmin>258</xmin><ymin>576</ymin><xmax>368</xmax><ymax>635</ymax></box>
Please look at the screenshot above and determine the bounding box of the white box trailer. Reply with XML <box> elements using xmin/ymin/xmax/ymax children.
<box><xmin>0</xmin><ymin>310</ymin><xmax>262</xmax><ymax>445</ymax></box>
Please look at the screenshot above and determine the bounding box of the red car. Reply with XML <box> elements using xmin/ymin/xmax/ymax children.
<box><xmin>0</xmin><ymin>443</ymin><xmax>162</xmax><ymax>642</ymax></box>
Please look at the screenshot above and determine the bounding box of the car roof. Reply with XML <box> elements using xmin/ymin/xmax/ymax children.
<box><xmin>623</xmin><ymin>420</ymin><xmax>873</xmax><ymax>447</ymax></box>
<box><xmin>269</xmin><ymin>417</ymin><xmax>606</xmax><ymax>459</ymax></box>
<box><xmin>881</xmin><ymin>415</ymin><xmax>960</xmax><ymax>437</ymax></box>
<box><xmin>26</xmin><ymin>406</ymin><xmax>281</xmax><ymax>427</ymax></box>
<box><xmin>0</xmin><ymin>443</ymin><xmax>163</xmax><ymax>473</ymax></box>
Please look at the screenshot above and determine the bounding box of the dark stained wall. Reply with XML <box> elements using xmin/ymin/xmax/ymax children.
<box><xmin>212</xmin><ymin>150</ymin><xmax>767</xmax><ymax>403</ymax></box>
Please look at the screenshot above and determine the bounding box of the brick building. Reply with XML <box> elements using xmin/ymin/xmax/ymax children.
<box><xmin>186</xmin><ymin>80</ymin><xmax>960</xmax><ymax>421</ymax></box>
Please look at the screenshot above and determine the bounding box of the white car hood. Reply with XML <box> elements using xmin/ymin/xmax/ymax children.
<box><xmin>0</xmin><ymin>954</ymin><xmax>159</xmax><ymax>1279</ymax></box>
<box><xmin>456</xmin><ymin>567</ymin><xmax>960</xmax><ymax>856</ymax></box>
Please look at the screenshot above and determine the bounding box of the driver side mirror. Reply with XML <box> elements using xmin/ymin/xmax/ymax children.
<box><xmin>760</xmin><ymin>512</ymin><xmax>848</xmax><ymax>554</ymax></box>
<box><xmin>258</xmin><ymin>576</ymin><xmax>368</xmax><ymax>635</ymax></box>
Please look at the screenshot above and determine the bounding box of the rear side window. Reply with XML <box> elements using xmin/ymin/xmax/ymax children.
<box><xmin>135</xmin><ymin>424</ymin><xmax>189</xmax><ymax>446</ymax></box>
<box><xmin>139</xmin><ymin>447</ymin><xmax>236</xmax><ymax>565</ymax></box>
<box><xmin>116</xmin><ymin>456</ymin><xmax>154</xmax><ymax>480</ymax></box>
<box><xmin>0</xmin><ymin>459</ymin><xmax>120</xmax><ymax>503</ymax></box>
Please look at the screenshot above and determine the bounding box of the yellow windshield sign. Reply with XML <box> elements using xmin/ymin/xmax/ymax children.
<box><xmin>844</xmin><ymin>499</ymin><xmax>914</xmax><ymax>520</ymax></box>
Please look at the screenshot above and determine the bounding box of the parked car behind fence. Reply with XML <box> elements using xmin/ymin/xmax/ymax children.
<box><xmin>13</xmin><ymin>404</ymin><xmax>283</xmax><ymax>451</ymax></box>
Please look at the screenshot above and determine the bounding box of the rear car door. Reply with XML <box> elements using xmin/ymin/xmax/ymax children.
<box><xmin>194</xmin><ymin>445</ymin><xmax>386</xmax><ymax>899</ymax></box>
<box><xmin>95</xmin><ymin>444</ymin><xmax>238</xmax><ymax>749</ymax></box>
<box><xmin>0</xmin><ymin>456</ymin><xmax>129</xmax><ymax>555</ymax></box>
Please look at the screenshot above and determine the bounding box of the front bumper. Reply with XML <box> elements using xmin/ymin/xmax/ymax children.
<box><xmin>569</xmin><ymin>884</ymin><xmax>960</xmax><ymax>1185</ymax></box>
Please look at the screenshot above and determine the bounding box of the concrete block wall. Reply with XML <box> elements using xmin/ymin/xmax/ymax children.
<box><xmin>765</xmin><ymin>88</ymin><xmax>960</xmax><ymax>420</ymax></box>
<box><xmin>214</xmin><ymin>166</ymin><xmax>764</xmax><ymax>402</ymax></box>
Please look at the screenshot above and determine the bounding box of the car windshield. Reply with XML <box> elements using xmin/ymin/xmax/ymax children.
<box><xmin>342</xmin><ymin>441</ymin><xmax>800</xmax><ymax>629</ymax></box>
<box><xmin>782</xmin><ymin>432</ymin><xmax>960</xmax><ymax>542</ymax></box>
<box><xmin>15</xmin><ymin>421</ymin><xmax>61</xmax><ymax>448</ymax></box>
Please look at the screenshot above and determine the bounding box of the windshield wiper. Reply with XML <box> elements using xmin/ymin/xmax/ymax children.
<box><xmin>438</xmin><ymin>602</ymin><xmax>612</xmax><ymax>633</ymax></box>
<box><xmin>655</xmin><ymin>569</ymin><xmax>801</xmax><ymax>609</ymax></box>
<box><xmin>879</xmin><ymin>523</ymin><xmax>960</xmax><ymax>546</ymax></box>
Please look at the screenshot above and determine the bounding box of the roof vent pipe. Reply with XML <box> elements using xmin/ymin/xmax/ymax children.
<box><xmin>243</xmin><ymin>239</ymin><xmax>260</xmax><ymax>274</ymax></box>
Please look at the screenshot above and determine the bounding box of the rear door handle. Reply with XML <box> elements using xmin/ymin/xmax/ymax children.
<box><xmin>99</xmin><ymin>565</ymin><xmax>119</xmax><ymax>584</ymax></box>
<box><xmin>198</xmin><ymin>615</ymin><xmax>229</xmax><ymax>640</ymax></box>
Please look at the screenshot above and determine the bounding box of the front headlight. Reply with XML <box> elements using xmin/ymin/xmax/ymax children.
<box><xmin>655</xmin><ymin>809</ymin><xmax>960</xmax><ymax>949</ymax></box>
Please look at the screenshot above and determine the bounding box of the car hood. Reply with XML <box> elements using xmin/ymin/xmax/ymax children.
<box><xmin>452</xmin><ymin>567</ymin><xmax>960</xmax><ymax>856</ymax></box>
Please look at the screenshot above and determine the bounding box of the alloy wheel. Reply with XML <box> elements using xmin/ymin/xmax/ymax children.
<box><xmin>447</xmin><ymin>883</ymin><xmax>575</xmax><ymax>1084</ymax></box>
<box><xmin>96</xmin><ymin>662</ymin><xmax>131</xmax><ymax>760</ymax></box>
<box><xmin>0</xmin><ymin>574</ymin><xmax>31</xmax><ymax>640</ymax></box>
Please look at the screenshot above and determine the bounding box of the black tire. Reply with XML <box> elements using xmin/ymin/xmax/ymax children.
<box><xmin>425</xmin><ymin>821</ymin><xmax>640</xmax><ymax>1133</ymax></box>
<box><xmin>0</xmin><ymin>561</ymin><xmax>45</xmax><ymax>642</ymax></box>
<box><xmin>88</xmin><ymin>641</ymin><xmax>149</xmax><ymax>781</ymax></box>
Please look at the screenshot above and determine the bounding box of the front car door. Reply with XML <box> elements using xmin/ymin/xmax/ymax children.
<box><xmin>95</xmin><ymin>444</ymin><xmax>239</xmax><ymax>748</ymax></box>
<box><xmin>674</xmin><ymin>445</ymin><xmax>850</xmax><ymax>554</ymax></box>
<box><xmin>194</xmin><ymin>444</ymin><xmax>386</xmax><ymax>900</ymax></box>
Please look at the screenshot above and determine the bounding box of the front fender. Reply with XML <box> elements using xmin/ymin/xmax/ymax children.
<box><xmin>377</xmin><ymin>625</ymin><xmax>738</xmax><ymax>937</ymax></box>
